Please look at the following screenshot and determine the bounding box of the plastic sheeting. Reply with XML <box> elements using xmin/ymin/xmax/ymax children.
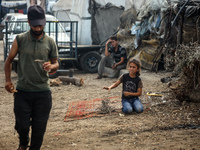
<box><xmin>53</xmin><ymin>0</ymin><xmax>92</xmax><ymax>44</ymax></box>
<box><xmin>128</xmin><ymin>39</ymin><xmax>161</xmax><ymax>70</ymax></box>
<box><xmin>69</xmin><ymin>0</ymin><xmax>92</xmax><ymax>45</ymax></box>
<box><xmin>128</xmin><ymin>0</ymin><xmax>168</xmax><ymax>49</ymax></box>
<box><xmin>52</xmin><ymin>0</ymin><xmax>72</xmax><ymax>21</ymax></box>
<box><xmin>89</xmin><ymin>1</ymin><xmax>124</xmax><ymax>45</ymax></box>
<box><xmin>125</xmin><ymin>0</ymin><xmax>145</xmax><ymax>12</ymax></box>
<box><xmin>138</xmin><ymin>0</ymin><xmax>169</xmax><ymax>20</ymax></box>
<box><xmin>119</xmin><ymin>6</ymin><xmax>137</xmax><ymax>29</ymax></box>
<box><xmin>52</xmin><ymin>0</ymin><xmax>72</xmax><ymax>11</ymax></box>
<box><xmin>95</xmin><ymin>0</ymin><xmax>125</xmax><ymax>7</ymax></box>
<box><xmin>70</xmin><ymin>0</ymin><xmax>125</xmax><ymax>45</ymax></box>
<box><xmin>51</xmin><ymin>0</ymin><xmax>125</xmax><ymax>45</ymax></box>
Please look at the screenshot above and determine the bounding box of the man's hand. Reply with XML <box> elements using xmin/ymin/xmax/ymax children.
<box><xmin>105</xmin><ymin>39</ymin><xmax>112</xmax><ymax>56</ymax></box>
<box><xmin>43</xmin><ymin>62</ymin><xmax>52</xmax><ymax>72</ymax></box>
<box><xmin>5</xmin><ymin>82</ymin><xmax>17</xmax><ymax>93</ymax></box>
<box><xmin>112</xmin><ymin>63</ymin><xmax>117</xmax><ymax>69</ymax></box>
<box><xmin>123</xmin><ymin>91</ymin><xmax>132</xmax><ymax>97</ymax></box>
<box><xmin>106</xmin><ymin>39</ymin><xmax>112</xmax><ymax>45</ymax></box>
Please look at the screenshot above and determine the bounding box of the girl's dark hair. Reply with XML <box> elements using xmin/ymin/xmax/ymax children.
<box><xmin>128</xmin><ymin>59</ymin><xmax>141</xmax><ymax>76</ymax></box>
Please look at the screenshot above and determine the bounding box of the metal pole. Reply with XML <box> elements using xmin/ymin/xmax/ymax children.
<box><xmin>0</xmin><ymin>0</ymin><xmax>2</xmax><ymax>19</ymax></box>
<box><xmin>171</xmin><ymin>0</ymin><xmax>189</xmax><ymax>27</ymax></box>
<box><xmin>75</xmin><ymin>22</ymin><xmax>78</xmax><ymax>59</ymax></box>
<box><xmin>70</xmin><ymin>22</ymin><xmax>72</xmax><ymax>58</ymax></box>
<box><xmin>55</xmin><ymin>21</ymin><xmax>58</xmax><ymax>46</ymax></box>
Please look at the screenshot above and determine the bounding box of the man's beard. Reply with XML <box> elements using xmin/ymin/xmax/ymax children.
<box><xmin>31</xmin><ymin>28</ymin><xmax>43</xmax><ymax>36</ymax></box>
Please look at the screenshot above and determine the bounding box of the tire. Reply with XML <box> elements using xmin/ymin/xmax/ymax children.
<box><xmin>80</xmin><ymin>51</ymin><xmax>101</xmax><ymax>73</ymax></box>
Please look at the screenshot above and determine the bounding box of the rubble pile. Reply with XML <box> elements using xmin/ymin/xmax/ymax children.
<box><xmin>117</xmin><ymin>0</ymin><xmax>200</xmax><ymax>102</ymax></box>
<box><xmin>170</xmin><ymin>43</ymin><xmax>200</xmax><ymax>102</ymax></box>
<box><xmin>98</xmin><ymin>98</ymin><xmax>114</xmax><ymax>114</ymax></box>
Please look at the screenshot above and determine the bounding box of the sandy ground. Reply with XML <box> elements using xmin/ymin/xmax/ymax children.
<box><xmin>0</xmin><ymin>40</ymin><xmax>200</xmax><ymax>150</ymax></box>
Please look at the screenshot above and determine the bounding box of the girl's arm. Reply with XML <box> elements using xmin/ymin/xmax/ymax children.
<box><xmin>123</xmin><ymin>88</ymin><xmax>142</xmax><ymax>97</ymax></box>
<box><xmin>103</xmin><ymin>80</ymin><xmax>121</xmax><ymax>91</ymax></box>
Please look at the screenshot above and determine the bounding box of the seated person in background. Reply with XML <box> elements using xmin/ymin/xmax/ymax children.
<box><xmin>96</xmin><ymin>35</ymin><xmax>127</xmax><ymax>79</ymax></box>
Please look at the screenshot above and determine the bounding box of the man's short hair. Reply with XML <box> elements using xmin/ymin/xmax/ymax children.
<box><xmin>109</xmin><ymin>35</ymin><xmax>118</xmax><ymax>41</ymax></box>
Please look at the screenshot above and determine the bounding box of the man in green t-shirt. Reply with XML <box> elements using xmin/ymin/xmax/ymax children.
<box><xmin>4</xmin><ymin>5</ymin><xmax>59</xmax><ymax>150</ymax></box>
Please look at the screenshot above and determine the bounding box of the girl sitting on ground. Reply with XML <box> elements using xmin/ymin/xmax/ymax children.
<box><xmin>103</xmin><ymin>59</ymin><xmax>143</xmax><ymax>114</ymax></box>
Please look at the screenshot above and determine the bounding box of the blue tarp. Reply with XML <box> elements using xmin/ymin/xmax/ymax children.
<box><xmin>131</xmin><ymin>13</ymin><xmax>161</xmax><ymax>49</ymax></box>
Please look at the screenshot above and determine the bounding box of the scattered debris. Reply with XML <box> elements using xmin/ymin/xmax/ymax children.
<box><xmin>53</xmin><ymin>132</ymin><xmax>60</xmax><ymax>136</ymax></box>
<box><xmin>160</xmin><ymin>77</ymin><xmax>172</xmax><ymax>83</ymax></box>
<box><xmin>50</xmin><ymin>78</ymin><xmax>62</xmax><ymax>86</ymax></box>
<box><xmin>71</xmin><ymin>142</ymin><xmax>77</xmax><ymax>146</ymax></box>
<box><xmin>119</xmin><ymin>113</ymin><xmax>125</xmax><ymax>117</ymax></box>
<box><xmin>58</xmin><ymin>76</ymin><xmax>84</xmax><ymax>86</ymax></box>
<box><xmin>97</xmin><ymin>98</ymin><xmax>114</xmax><ymax>114</ymax></box>
<box><xmin>147</xmin><ymin>92</ymin><xmax>163</xmax><ymax>97</ymax></box>
<box><xmin>50</xmin><ymin>76</ymin><xmax>84</xmax><ymax>86</ymax></box>
<box><xmin>170</xmin><ymin>43</ymin><xmax>200</xmax><ymax>102</ymax></box>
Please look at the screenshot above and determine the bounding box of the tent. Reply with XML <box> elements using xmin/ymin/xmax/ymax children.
<box><xmin>69</xmin><ymin>0</ymin><xmax>92</xmax><ymax>45</ymax></box>
<box><xmin>88</xmin><ymin>1</ymin><xmax>124</xmax><ymax>44</ymax></box>
<box><xmin>125</xmin><ymin>0</ymin><xmax>145</xmax><ymax>12</ymax></box>
<box><xmin>52</xmin><ymin>0</ymin><xmax>125</xmax><ymax>45</ymax></box>
<box><xmin>52</xmin><ymin>0</ymin><xmax>72</xmax><ymax>21</ymax></box>
<box><xmin>95</xmin><ymin>0</ymin><xmax>125</xmax><ymax>7</ymax></box>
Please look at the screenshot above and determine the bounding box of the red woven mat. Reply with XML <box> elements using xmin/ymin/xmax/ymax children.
<box><xmin>64</xmin><ymin>96</ymin><xmax>121</xmax><ymax>122</ymax></box>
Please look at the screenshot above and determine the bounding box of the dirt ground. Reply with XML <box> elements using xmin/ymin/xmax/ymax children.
<box><xmin>0</xmin><ymin>40</ymin><xmax>200</xmax><ymax>150</ymax></box>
